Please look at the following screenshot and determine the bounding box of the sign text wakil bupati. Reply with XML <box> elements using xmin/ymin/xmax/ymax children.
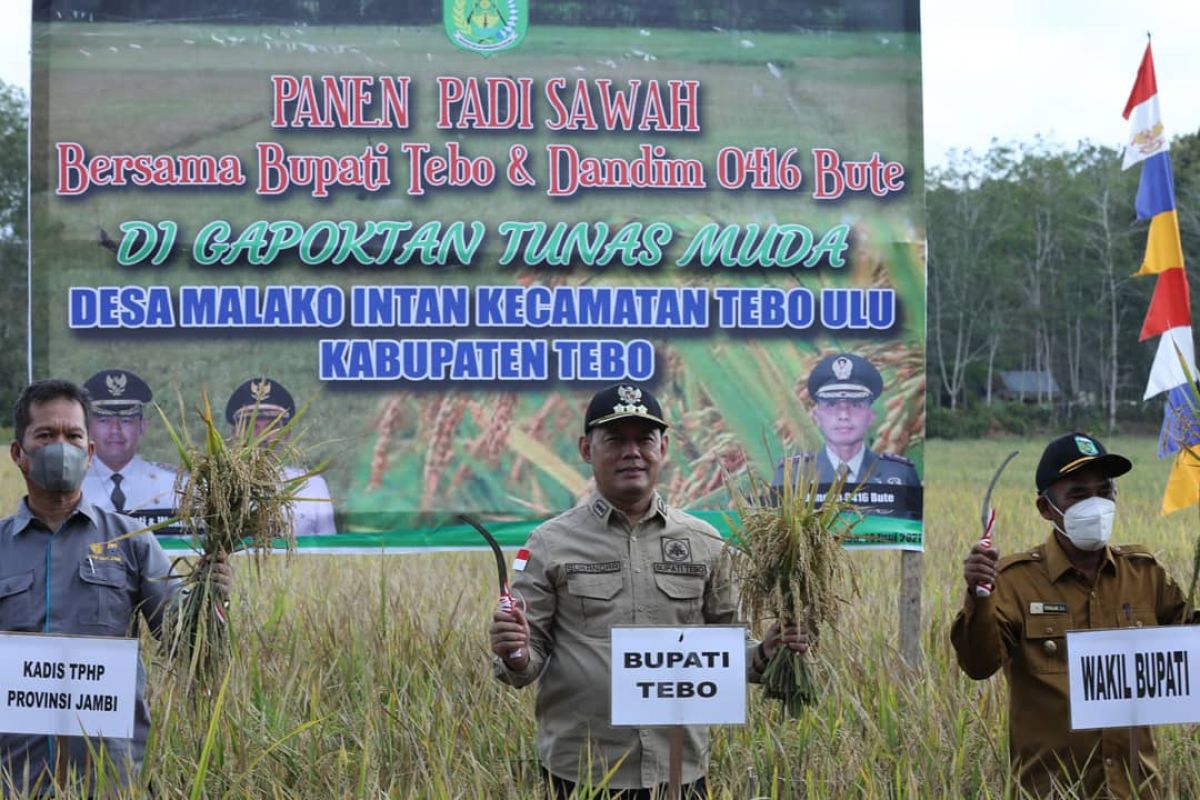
<box><xmin>1067</xmin><ymin>625</ymin><xmax>1200</xmax><ymax>730</ymax></box>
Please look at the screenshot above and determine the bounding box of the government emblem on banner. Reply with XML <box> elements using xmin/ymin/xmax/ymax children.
<box><xmin>444</xmin><ymin>0</ymin><xmax>528</xmax><ymax>57</ymax></box>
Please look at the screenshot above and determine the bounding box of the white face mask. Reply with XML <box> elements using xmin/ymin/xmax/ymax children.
<box><xmin>1047</xmin><ymin>495</ymin><xmax>1116</xmax><ymax>551</ymax></box>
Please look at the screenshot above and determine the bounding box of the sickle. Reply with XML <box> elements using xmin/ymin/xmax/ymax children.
<box><xmin>981</xmin><ymin>450</ymin><xmax>1020</xmax><ymax>533</ymax></box>
<box><xmin>459</xmin><ymin>513</ymin><xmax>524</xmax><ymax>660</ymax></box>
<box><xmin>459</xmin><ymin>513</ymin><xmax>509</xmax><ymax>594</ymax></box>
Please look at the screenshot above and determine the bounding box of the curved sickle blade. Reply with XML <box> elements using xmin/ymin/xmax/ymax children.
<box><xmin>981</xmin><ymin>450</ymin><xmax>1020</xmax><ymax>531</ymax></box>
<box><xmin>459</xmin><ymin>513</ymin><xmax>508</xmax><ymax>594</ymax></box>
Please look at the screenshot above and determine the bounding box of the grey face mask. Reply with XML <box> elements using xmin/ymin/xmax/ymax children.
<box><xmin>24</xmin><ymin>442</ymin><xmax>89</xmax><ymax>493</ymax></box>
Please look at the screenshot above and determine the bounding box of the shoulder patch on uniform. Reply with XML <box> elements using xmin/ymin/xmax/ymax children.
<box><xmin>878</xmin><ymin>453</ymin><xmax>914</xmax><ymax>465</ymax></box>
<box><xmin>589</xmin><ymin>496</ymin><xmax>611</xmax><ymax>519</ymax></box>
<box><xmin>997</xmin><ymin>550</ymin><xmax>1040</xmax><ymax>572</ymax></box>
<box><xmin>150</xmin><ymin>460</ymin><xmax>176</xmax><ymax>472</ymax></box>
<box><xmin>1113</xmin><ymin>544</ymin><xmax>1157</xmax><ymax>560</ymax></box>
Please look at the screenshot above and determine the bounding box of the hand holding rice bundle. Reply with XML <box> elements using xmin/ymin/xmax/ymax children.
<box><xmin>727</xmin><ymin>459</ymin><xmax>859</xmax><ymax>715</ymax></box>
<box><xmin>158</xmin><ymin>390</ymin><xmax>321</xmax><ymax>684</ymax></box>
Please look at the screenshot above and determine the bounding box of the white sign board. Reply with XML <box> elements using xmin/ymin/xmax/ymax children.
<box><xmin>0</xmin><ymin>633</ymin><xmax>139</xmax><ymax>738</ymax></box>
<box><xmin>611</xmin><ymin>625</ymin><xmax>746</xmax><ymax>727</ymax></box>
<box><xmin>1067</xmin><ymin>625</ymin><xmax>1200</xmax><ymax>730</ymax></box>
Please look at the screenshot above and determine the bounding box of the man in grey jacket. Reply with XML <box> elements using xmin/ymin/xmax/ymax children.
<box><xmin>0</xmin><ymin>379</ymin><xmax>229</xmax><ymax>794</ymax></box>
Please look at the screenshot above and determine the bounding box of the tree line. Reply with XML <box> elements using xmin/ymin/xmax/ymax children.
<box><xmin>0</xmin><ymin>82</ymin><xmax>26</xmax><ymax>416</ymax></box>
<box><xmin>36</xmin><ymin>0</ymin><xmax>917</xmax><ymax>32</ymax></box>
<box><xmin>927</xmin><ymin>131</ymin><xmax>1200</xmax><ymax>433</ymax></box>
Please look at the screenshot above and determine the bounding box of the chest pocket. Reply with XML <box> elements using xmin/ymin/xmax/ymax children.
<box><xmin>652</xmin><ymin>573</ymin><xmax>705</xmax><ymax>625</ymax></box>
<box><xmin>565</xmin><ymin>572</ymin><xmax>623</xmax><ymax>638</ymax></box>
<box><xmin>1117</xmin><ymin>605</ymin><xmax>1159</xmax><ymax>629</ymax></box>
<box><xmin>0</xmin><ymin>570</ymin><xmax>37</xmax><ymax>630</ymax></box>
<box><xmin>1023</xmin><ymin>616</ymin><xmax>1069</xmax><ymax>674</ymax></box>
<box><xmin>78</xmin><ymin>560</ymin><xmax>133</xmax><ymax>633</ymax></box>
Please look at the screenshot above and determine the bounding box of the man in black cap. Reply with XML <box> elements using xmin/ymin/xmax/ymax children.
<box><xmin>226</xmin><ymin>377</ymin><xmax>335</xmax><ymax>536</ymax></box>
<box><xmin>488</xmin><ymin>383</ymin><xmax>810</xmax><ymax>799</ymax></box>
<box><xmin>774</xmin><ymin>352</ymin><xmax>918</xmax><ymax>487</ymax></box>
<box><xmin>952</xmin><ymin>432</ymin><xmax>1192</xmax><ymax>798</ymax></box>
<box><xmin>79</xmin><ymin>369</ymin><xmax>177</xmax><ymax>517</ymax></box>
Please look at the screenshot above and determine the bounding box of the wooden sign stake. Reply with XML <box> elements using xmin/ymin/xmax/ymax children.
<box><xmin>668</xmin><ymin>726</ymin><xmax>683</xmax><ymax>800</ymax></box>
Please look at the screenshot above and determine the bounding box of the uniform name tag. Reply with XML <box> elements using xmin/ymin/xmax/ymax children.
<box><xmin>1030</xmin><ymin>602</ymin><xmax>1068</xmax><ymax>615</ymax></box>
<box><xmin>565</xmin><ymin>561</ymin><xmax>621</xmax><ymax>575</ymax></box>
<box><xmin>652</xmin><ymin>562</ymin><xmax>706</xmax><ymax>577</ymax></box>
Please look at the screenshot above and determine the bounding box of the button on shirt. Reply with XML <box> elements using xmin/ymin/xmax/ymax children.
<box><xmin>494</xmin><ymin>492</ymin><xmax>755</xmax><ymax>790</ymax></box>
<box><xmin>950</xmin><ymin>533</ymin><xmax>1189</xmax><ymax>799</ymax></box>
<box><xmin>0</xmin><ymin>498</ymin><xmax>179</xmax><ymax>791</ymax></box>
<box><xmin>82</xmin><ymin>454</ymin><xmax>177</xmax><ymax>515</ymax></box>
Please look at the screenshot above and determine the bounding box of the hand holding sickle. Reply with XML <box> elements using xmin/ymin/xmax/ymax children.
<box><xmin>970</xmin><ymin>450</ymin><xmax>1018</xmax><ymax>597</ymax></box>
<box><xmin>461</xmin><ymin>514</ymin><xmax>529</xmax><ymax>668</ymax></box>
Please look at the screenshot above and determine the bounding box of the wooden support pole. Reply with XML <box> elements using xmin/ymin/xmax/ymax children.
<box><xmin>668</xmin><ymin>726</ymin><xmax>683</xmax><ymax>800</ymax></box>
<box><xmin>55</xmin><ymin>735</ymin><xmax>69</xmax><ymax>790</ymax></box>
<box><xmin>899</xmin><ymin>550</ymin><xmax>923</xmax><ymax>667</ymax></box>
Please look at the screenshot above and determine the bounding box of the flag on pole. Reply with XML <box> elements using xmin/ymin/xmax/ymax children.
<box><xmin>1163</xmin><ymin>444</ymin><xmax>1200</xmax><ymax>513</ymax></box>
<box><xmin>1159</xmin><ymin>383</ymin><xmax>1200</xmax><ymax>459</ymax></box>
<box><xmin>1123</xmin><ymin>42</ymin><xmax>1199</xmax><ymax>513</ymax></box>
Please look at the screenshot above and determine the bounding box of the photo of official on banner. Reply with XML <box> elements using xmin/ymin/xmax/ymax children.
<box><xmin>30</xmin><ymin>0</ymin><xmax>924</xmax><ymax>551</ymax></box>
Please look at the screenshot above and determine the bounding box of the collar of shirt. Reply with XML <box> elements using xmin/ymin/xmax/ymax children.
<box><xmin>1042</xmin><ymin>530</ymin><xmax>1118</xmax><ymax>583</ymax></box>
<box><xmin>586</xmin><ymin>491</ymin><xmax>669</xmax><ymax>527</ymax></box>
<box><xmin>824</xmin><ymin>444</ymin><xmax>865</xmax><ymax>479</ymax></box>
<box><xmin>87</xmin><ymin>455</ymin><xmax>138</xmax><ymax>482</ymax></box>
<box><xmin>11</xmin><ymin>495</ymin><xmax>101</xmax><ymax>537</ymax></box>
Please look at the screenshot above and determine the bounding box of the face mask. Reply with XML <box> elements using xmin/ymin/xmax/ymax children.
<box><xmin>23</xmin><ymin>442</ymin><xmax>89</xmax><ymax>493</ymax></box>
<box><xmin>1048</xmin><ymin>495</ymin><xmax>1115</xmax><ymax>551</ymax></box>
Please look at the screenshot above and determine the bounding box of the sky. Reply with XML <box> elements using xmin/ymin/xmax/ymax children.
<box><xmin>0</xmin><ymin>1</ymin><xmax>1198</xmax><ymax>168</ymax></box>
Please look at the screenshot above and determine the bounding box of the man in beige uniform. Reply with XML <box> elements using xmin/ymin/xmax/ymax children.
<box><xmin>952</xmin><ymin>432</ymin><xmax>1191</xmax><ymax>799</ymax></box>
<box><xmin>490</xmin><ymin>384</ymin><xmax>803</xmax><ymax>799</ymax></box>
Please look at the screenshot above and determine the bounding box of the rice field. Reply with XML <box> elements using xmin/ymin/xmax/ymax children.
<box><xmin>5</xmin><ymin>435</ymin><xmax>1200</xmax><ymax>798</ymax></box>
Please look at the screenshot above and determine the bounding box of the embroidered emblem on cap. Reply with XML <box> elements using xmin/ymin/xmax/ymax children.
<box><xmin>832</xmin><ymin>357</ymin><xmax>853</xmax><ymax>381</ymax></box>
<box><xmin>251</xmin><ymin>380</ymin><xmax>273</xmax><ymax>402</ymax></box>
<box><xmin>662</xmin><ymin>538</ymin><xmax>692</xmax><ymax>562</ymax></box>
<box><xmin>105</xmin><ymin>373</ymin><xmax>127</xmax><ymax>397</ymax></box>
<box><xmin>613</xmin><ymin>385</ymin><xmax>647</xmax><ymax>415</ymax></box>
<box><xmin>1074</xmin><ymin>435</ymin><xmax>1098</xmax><ymax>456</ymax></box>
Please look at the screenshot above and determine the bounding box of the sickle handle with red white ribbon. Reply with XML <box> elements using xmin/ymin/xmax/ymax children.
<box><xmin>974</xmin><ymin>450</ymin><xmax>1018</xmax><ymax>599</ymax></box>
<box><xmin>975</xmin><ymin>506</ymin><xmax>997</xmax><ymax>597</ymax></box>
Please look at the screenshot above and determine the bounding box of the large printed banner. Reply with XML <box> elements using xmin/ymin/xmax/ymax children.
<box><xmin>30</xmin><ymin>2</ymin><xmax>925</xmax><ymax>551</ymax></box>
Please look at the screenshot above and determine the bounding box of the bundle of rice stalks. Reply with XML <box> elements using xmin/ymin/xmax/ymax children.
<box><xmin>156</xmin><ymin>392</ymin><xmax>320</xmax><ymax>684</ymax></box>
<box><xmin>726</xmin><ymin>459</ymin><xmax>860</xmax><ymax>715</ymax></box>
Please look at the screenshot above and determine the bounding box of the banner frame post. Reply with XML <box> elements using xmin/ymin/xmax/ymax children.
<box><xmin>899</xmin><ymin>550</ymin><xmax>923</xmax><ymax>666</ymax></box>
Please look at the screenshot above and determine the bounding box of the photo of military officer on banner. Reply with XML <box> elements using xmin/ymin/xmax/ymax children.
<box><xmin>773</xmin><ymin>352</ymin><xmax>923</xmax><ymax>522</ymax></box>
